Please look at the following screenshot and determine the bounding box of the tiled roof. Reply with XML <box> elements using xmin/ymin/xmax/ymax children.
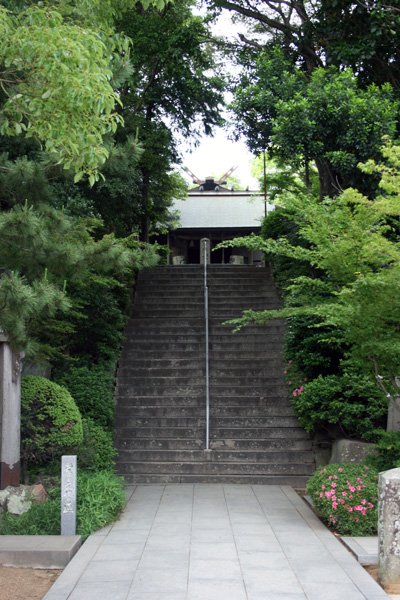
<box><xmin>173</xmin><ymin>191</ymin><xmax>273</xmax><ymax>229</ymax></box>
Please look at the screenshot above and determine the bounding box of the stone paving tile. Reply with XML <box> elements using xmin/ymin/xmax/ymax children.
<box><xmin>188</xmin><ymin>557</ymin><xmax>243</xmax><ymax>580</ymax></box>
<box><xmin>238</xmin><ymin>550</ymin><xmax>292</xmax><ymax>571</ymax></box>
<box><xmin>190</xmin><ymin>541</ymin><xmax>239</xmax><ymax>561</ymax></box>
<box><xmin>92</xmin><ymin>543</ymin><xmax>144</xmax><ymax>562</ymax></box>
<box><xmin>79</xmin><ymin>559</ymin><xmax>139</xmax><ymax>583</ymax></box>
<box><xmin>243</xmin><ymin>568</ymin><xmax>304</xmax><ymax>595</ymax></box>
<box><xmin>247</xmin><ymin>594</ymin><xmax>306</xmax><ymax>600</ymax></box>
<box><xmin>68</xmin><ymin>581</ymin><xmax>131</xmax><ymax>600</ymax></box>
<box><xmin>187</xmin><ymin>579</ymin><xmax>248</xmax><ymax>600</ymax></box>
<box><xmin>140</xmin><ymin>547</ymin><xmax>189</xmax><ymax>569</ymax></box>
<box><xmin>130</xmin><ymin>567</ymin><xmax>188</xmax><ymax>594</ymax></box>
<box><xmin>300</xmin><ymin>581</ymin><xmax>366</xmax><ymax>600</ymax></box>
<box><xmin>191</xmin><ymin>527</ymin><xmax>234</xmax><ymax>543</ymax></box>
<box><xmin>127</xmin><ymin>593</ymin><xmax>187</xmax><ymax>600</ymax></box>
<box><xmin>100</xmin><ymin>531</ymin><xmax>147</xmax><ymax>546</ymax></box>
<box><xmin>43</xmin><ymin>484</ymin><xmax>393</xmax><ymax>600</ymax></box>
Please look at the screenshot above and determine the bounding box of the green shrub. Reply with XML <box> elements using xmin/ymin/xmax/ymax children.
<box><xmin>74</xmin><ymin>418</ymin><xmax>117</xmax><ymax>471</ymax></box>
<box><xmin>21</xmin><ymin>376</ymin><xmax>83</xmax><ymax>468</ymax></box>
<box><xmin>306</xmin><ymin>463</ymin><xmax>378</xmax><ymax>536</ymax></box>
<box><xmin>291</xmin><ymin>370</ymin><xmax>387</xmax><ymax>441</ymax></box>
<box><xmin>0</xmin><ymin>471</ymin><xmax>126</xmax><ymax>541</ymax></box>
<box><xmin>364</xmin><ymin>429</ymin><xmax>400</xmax><ymax>472</ymax></box>
<box><xmin>54</xmin><ymin>364</ymin><xmax>115</xmax><ymax>428</ymax></box>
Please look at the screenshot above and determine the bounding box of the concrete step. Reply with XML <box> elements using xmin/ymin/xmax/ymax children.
<box><xmin>115</xmin><ymin>395</ymin><xmax>294</xmax><ymax>407</ymax></box>
<box><xmin>0</xmin><ymin>536</ymin><xmax>82</xmax><ymax>569</ymax></box>
<box><xmin>115</xmin><ymin>405</ymin><xmax>294</xmax><ymax>418</ymax></box>
<box><xmin>114</xmin><ymin>426</ymin><xmax>310</xmax><ymax>439</ymax></box>
<box><xmin>117</xmin><ymin>357</ymin><xmax>284</xmax><ymax>370</ymax></box>
<box><xmin>116</xmin><ymin>437</ymin><xmax>313</xmax><ymax>451</ymax></box>
<box><xmin>114</xmin><ymin>415</ymin><xmax>301</xmax><ymax>428</ymax></box>
<box><xmin>114</xmin><ymin>264</ymin><xmax>313</xmax><ymax>485</ymax></box>
<box><xmin>116</xmin><ymin>461</ymin><xmax>315</xmax><ymax>476</ymax></box>
<box><xmin>116</xmin><ymin>449</ymin><xmax>314</xmax><ymax>463</ymax></box>
<box><xmin>115</xmin><ymin>385</ymin><xmax>289</xmax><ymax>397</ymax></box>
<box><xmin>119</xmin><ymin>473</ymin><xmax>311</xmax><ymax>486</ymax></box>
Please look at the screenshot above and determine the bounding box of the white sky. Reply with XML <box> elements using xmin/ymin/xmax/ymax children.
<box><xmin>178</xmin><ymin>9</ymin><xmax>260</xmax><ymax>191</ymax></box>
<box><xmin>180</xmin><ymin>130</ymin><xmax>259</xmax><ymax>190</ymax></box>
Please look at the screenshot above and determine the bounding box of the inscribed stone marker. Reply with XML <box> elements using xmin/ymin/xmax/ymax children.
<box><xmin>61</xmin><ymin>455</ymin><xmax>77</xmax><ymax>536</ymax></box>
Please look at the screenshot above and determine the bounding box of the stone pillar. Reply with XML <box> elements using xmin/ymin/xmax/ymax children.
<box><xmin>0</xmin><ymin>332</ymin><xmax>23</xmax><ymax>488</ymax></box>
<box><xmin>387</xmin><ymin>397</ymin><xmax>400</xmax><ymax>432</ymax></box>
<box><xmin>378</xmin><ymin>467</ymin><xmax>400</xmax><ymax>586</ymax></box>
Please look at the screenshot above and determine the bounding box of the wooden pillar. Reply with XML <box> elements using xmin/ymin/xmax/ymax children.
<box><xmin>0</xmin><ymin>332</ymin><xmax>23</xmax><ymax>488</ymax></box>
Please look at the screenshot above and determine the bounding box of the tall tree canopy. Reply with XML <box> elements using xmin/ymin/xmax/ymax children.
<box><xmin>211</xmin><ymin>0</ymin><xmax>400</xmax><ymax>198</ymax></box>
<box><xmin>114</xmin><ymin>0</ymin><xmax>226</xmax><ymax>239</ymax></box>
<box><xmin>0</xmin><ymin>0</ymin><xmax>168</xmax><ymax>179</ymax></box>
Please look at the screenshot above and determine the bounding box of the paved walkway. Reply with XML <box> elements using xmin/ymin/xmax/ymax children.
<box><xmin>44</xmin><ymin>484</ymin><xmax>390</xmax><ymax>600</ymax></box>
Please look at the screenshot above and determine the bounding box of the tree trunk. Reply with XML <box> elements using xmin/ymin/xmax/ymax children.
<box><xmin>314</xmin><ymin>158</ymin><xmax>340</xmax><ymax>200</ymax></box>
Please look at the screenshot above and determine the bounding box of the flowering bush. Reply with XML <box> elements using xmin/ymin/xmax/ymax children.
<box><xmin>306</xmin><ymin>463</ymin><xmax>378</xmax><ymax>536</ymax></box>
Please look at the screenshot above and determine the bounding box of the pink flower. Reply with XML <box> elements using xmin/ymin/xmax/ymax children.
<box><xmin>332</xmin><ymin>496</ymin><xmax>337</xmax><ymax>501</ymax></box>
<box><xmin>349</xmin><ymin>495</ymin><xmax>353</xmax><ymax>500</ymax></box>
<box><xmin>284</xmin><ymin>370</ymin><xmax>287</xmax><ymax>374</ymax></box>
<box><xmin>355</xmin><ymin>518</ymin><xmax>359</xmax><ymax>522</ymax></box>
<box><xmin>361</xmin><ymin>499</ymin><xmax>366</xmax><ymax>505</ymax></box>
<box><xmin>333</xmin><ymin>475</ymin><xmax>338</xmax><ymax>479</ymax></box>
<box><xmin>348</xmin><ymin>507</ymin><xmax>353</xmax><ymax>512</ymax></box>
<box><xmin>329</xmin><ymin>476</ymin><xmax>332</xmax><ymax>480</ymax></box>
<box><xmin>342</xmin><ymin>492</ymin><xmax>347</xmax><ymax>497</ymax></box>
<box><xmin>320</xmin><ymin>492</ymin><xmax>323</xmax><ymax>498</ymax></box>
<box><xmin>338</xmin><ymin>468</ymin><xmax>343</xmax><ymax>472</ymax></box>
<box><xmin>331</xmin><ymin>483</ymin><xmax>337</xmax><ymax>488</ymax></box>
<box><xmin>349</xmin><ymin>486</ymin><xmax>355</xmax><ymax>493</ymax></box>
<box><xmin>299</xmin><ymin>386</ymin><xmax>304</xmax><ymax>393</ymax></box>
<box><xmin>289</xmin><ymin>360</ymin><xmax>292</xmax><ymax>364</ymax></box>
<box><xmin>293</xmin><ymin>391</ymin><xmax>297</xmax><ymax>396</ymax></box>
<box><xmin>300</xmin><ymin>380</ymin><xmax>303</xmax><ymax>383</ymax></box>
<box><xmin>332</xmin><ymin>502</ymin><xmax>337</xmax><ymax>509</ymax></box>
<box><xmin>289</xmin><ymin>381</ymin><xmax>292</xmax><ymax>385</ymax></box>
<box><xmin>356</xmin><ymin>486</ymin><xmax>361</xmax><ymax>491</ymax></box>
<box><xmin>322</xmin><ymin>485</ymin><xmax>325</xmax><ymax>490</ymax></box>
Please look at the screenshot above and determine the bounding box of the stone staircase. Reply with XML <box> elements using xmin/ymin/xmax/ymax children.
<box><xmin>114</xmin><ymin>265</ymin><xmax>315</xmax><ymax>486</ymax></box>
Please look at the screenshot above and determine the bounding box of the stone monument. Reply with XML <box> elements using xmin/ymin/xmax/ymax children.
<box><xmin>0</xmin><ymin>331</ymin><xmax>23</xmax><ymax>488</ymax></box>
<box><xmin>378</xmin><ymin>467</ymin><xmax>400</xmax><ymax>586</ymax></box>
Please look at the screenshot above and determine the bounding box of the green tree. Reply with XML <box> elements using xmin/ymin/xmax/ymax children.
<box><xmin>219</xmin><ymin>140</ymin><xmax>400</xmax><ymax>393</ymax></box>
<box><xmin>115</xmin><ymin>0</ymin><xmax>226</xmax><ymax>240</ymax></box>
<box><xmin>230</xmin><ymin>50</ymin><xmax>398</xmax><ymax>198</ymax></box>
<box><xmin>0</xmin><ymin>203</ymin><xmax>160</xmax><ymax>353</ymax></box>
<box><xmin>0</xmin><ymin>0</ymin><xmax>169</xmax><ymax>180</ymax></box>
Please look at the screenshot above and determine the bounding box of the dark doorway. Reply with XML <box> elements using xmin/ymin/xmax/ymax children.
<box><xmin>187</xmin><ymin>241</ymin><xmax>200</xmax><ymax>264</ymax></box>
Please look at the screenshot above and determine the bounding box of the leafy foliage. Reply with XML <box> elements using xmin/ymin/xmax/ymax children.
<box><xmin>364</xmin><ymin>430</ymin><xmax>400</xmax><ymax>472</ymax></box>
<box><xmin>0</xmin><ymin>201</ymin><xmax>160</xmax><ymax>354</ymax></box>
<box><xmin>21</xmin><ymin>376</ymin><xmax>83</xmax><ymax>468</ymax></box>
<box><xmin>290</xmin><ymin>370</ymin><xmax>387</xmax><ymax>441</ymax></box>
<box><xmin>54</xmin><ymin>366</ymin><xmax>115</xmax><ymax>428</ymax></box>
<box><xmin>231</xmin><ymin>52</ymin><xmax>398</xmax><ymax>198</ymax></box>
<box><xmin>0</xmin><ymin>470</ymin><xmax>126</xmax><ymax>540</ymax></box>
<box><xmin>306</xmin><ymin>464</ymin><xmax>378</xmax><ymax>536</ymax></box>
<box><xmin>0</xmin><ymin>0</ymin><xmax>169</xmax><ymax>178</ymax></box>
<box><xmin>74</xmin><ymin>419</ymin><xmax>118</xmax><ymax>472</ymax></box>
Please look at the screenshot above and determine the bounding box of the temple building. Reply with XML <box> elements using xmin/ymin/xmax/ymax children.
<box><xmin>165</xmin><ymin>175</ymin><xmax>274</xmax><ymax>265</ymax></box>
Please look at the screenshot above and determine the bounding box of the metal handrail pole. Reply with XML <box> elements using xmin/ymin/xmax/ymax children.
<box><xmin>204</xmin><ymin>239</ymin><xmax>210</xmax><ymax>450</ymax></box>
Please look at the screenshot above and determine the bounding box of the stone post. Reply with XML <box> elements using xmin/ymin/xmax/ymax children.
<box><xmin>61</xmin><ymin>455</ymin><xmax>77</xmax><ymax>535</ymax></box>
<box><xmin>0</xmin><ymin>332</ymin><xmax>23</xmax><ymax>488</ymax></box>
<box><xmin>378</xmin><ymin>467</ymin><xmax>400</xmax><ymax>586</ymax></box>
